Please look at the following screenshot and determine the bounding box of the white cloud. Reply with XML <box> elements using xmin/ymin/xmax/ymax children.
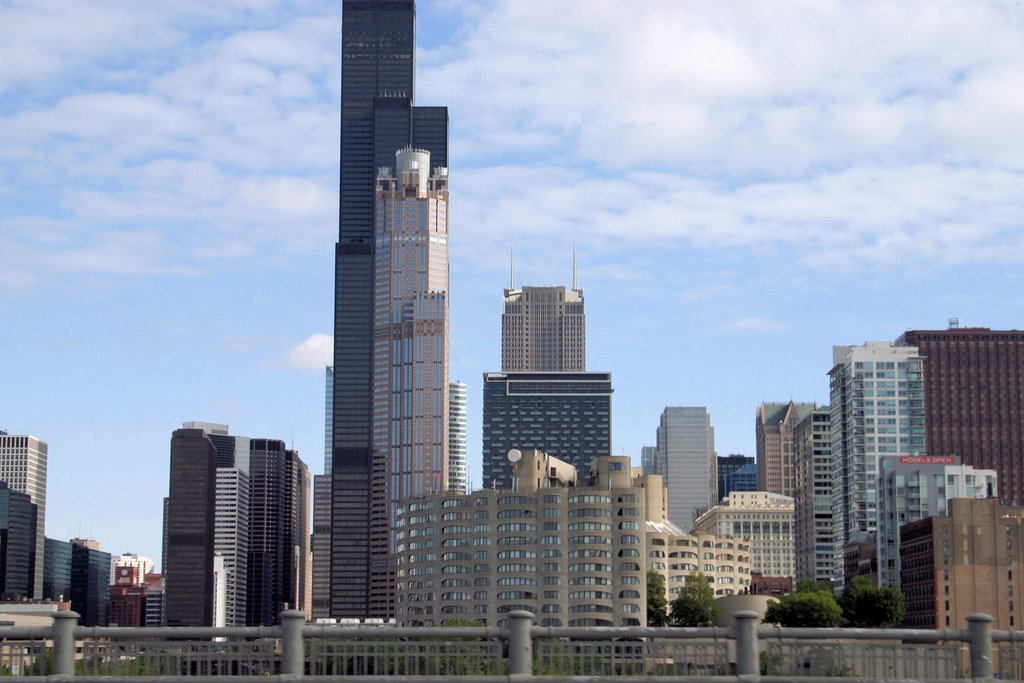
<box><xmin>283</xmin><ymin>333</ymin><xmax>332</xmax><ymax>370</ymax></box>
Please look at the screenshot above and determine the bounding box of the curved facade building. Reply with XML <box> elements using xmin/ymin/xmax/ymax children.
<box><xmin>395</xmin><ymin>451</ymin><xmax>750</xmax><ymax>626</ymax></box>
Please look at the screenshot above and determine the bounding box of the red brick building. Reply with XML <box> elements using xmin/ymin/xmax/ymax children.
<box><xmin>896</xmin><ymin>327</ymin><xmax>1024</xmax><ymax>505</ymax></box>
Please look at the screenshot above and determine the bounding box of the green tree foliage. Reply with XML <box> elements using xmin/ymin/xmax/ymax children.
<box><xmin>839</xmin><ymin>576</ymin><xmax>906</xmax><ymax>627</ymax></box>
<box><xmin>647</xmin><ymin>570</ymin><xmax>669</xmax><ymax>626</ymax></box>
<box><xmin>669</xmin><ymin>573</ymin><xmax>720</xmax><ymax>627</ymax></box>
<box><xmin>763</xmin><ymin>582</ymin><xmax>842</xmax><ymax>627</ymax></box>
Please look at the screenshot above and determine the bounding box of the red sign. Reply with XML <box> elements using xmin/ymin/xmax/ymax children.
<box><xmin>898</xmin><ymin>456</ymin><xmax>956</xmax><ymax>465</ymax></box>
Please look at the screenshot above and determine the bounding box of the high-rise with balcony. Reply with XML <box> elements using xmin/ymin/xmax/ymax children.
<box><xmin>828</xmin><ymin>342</ymin><xmax>925</xmax><ymax>587</ymax></box>
<box><xmin>895</xmin><ymin>325</ymin><xmax>1024</xmax><ymax>505</ymax></box>
<box><xmin>448</xmin><ymin>381</ymin><xmax>468</xmax><ymax>493</ymax></box>
<box><xmin>326</xmin><ymin>0</ymin><xmax>448</xmax><ymax>620</ymax></box>
<box><xmin>0</xmin><ymin>432</ymin><xmax>47</xmax><ymax>597</ymax></box>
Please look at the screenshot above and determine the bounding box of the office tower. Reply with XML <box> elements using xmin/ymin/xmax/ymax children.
<box><xmin>792</xmin><ymin>407</ymin><xmax>834</xmax><ymax>586</ymax></box>
<box><xmin>501</xmin><ymin>275</ymin><xmax>586</xmax><ymax>372</ymax></box>
<box><xmin>69</xmin><ymin>538</ymin><xmax>111</xmax><ymax>626</ymax></box>
<box><xmin>656</xmin><ymin>407</ymin><xmax>717</xmax><ymax>530</ymax></box>
<box><xmin>357</xmin><ymin>147</ymin><xmax>451</xmax><ymax>617</ymax></box>
<box><xmin>44</xmin><ymin>537</ymin><xmax>110</xmax><ymax>625</ymax></box>
<box><xmin>641</xmin><ymin>446</ymin><xmax>658</xmax><ymax>475</ymax></box>
<box><xmin>482</xmin><ymin>371</ymin><xmax>613</xmax><ymax>490</ymax></box>
<box><xmin>0</xmin><ymin>432</ymin><xmax>47</xmax><ymax>597</ymax></box>
<box><xmin>693</xmin><ymin>491</ymin><xmax>795</xmax><ymax>578</ymax></box>
<box><xmin>895</xmin><ymin>325</ymin><xmax>1024</xmax><ymax>505</ymax></box>
<box><xmin>829</xmin><ymin>342</ymin><xmax>925</xmax><ymax>587</ymax></box>
<box><xmin>877</xmin><ymin>456</ymin><xmax>996</xmax><ymax>588</ymax></box>
<box><xmin>329</xmin><ymin>0</ymin><xmax>448</xmax><ymax>619</ymax></box>
<box><xmin>448</xmin><ymin>381</ymin><xmax>468</xmax><ymax>493</ymax></box>
<box><xmin>246</xmin><ymin>439</ymin><xmax>310</xmax><ymax>625</ymax></box>
<box><xmin>0</xmin><ymin>481</ymin><xmax>37</xmax><ymax>598</ymax></box>
<box><xmin>164</xmin><ymin>428</ymin><xmax>218</xmax><ymax>626</ymax></box>
<box><xmin>108</xmin><ymin>553</ymin><xmax>155</xmax><ymax>586</ymax></box>
<box><xmin>395</xmin><ymin>451</ymin><xmax>751</xmax><ymax>626</ymax></box>
<box><xmin>215</xmin><ymin>467</ymin><xmax>249</xmax><ymax>626</ymax></box>
<box><xmin>311</xmin><ymin>367</ymin><xmax>333</xmax><ymax>619</ymax></box>
<box><xmin>717</xmin><ymin>454</ymin><xmax>755</xmax><ymax>501</ymax></box>
<box><xmin>756</xmin><ymin>402</ymin><xmax>816</xmax><ymax>497</ymax></box>
<box><xmin>43</xmin><ymin>537</ymin><xmax>71</xmax><ymax>603</ymax></box>
<box><xmin>901</xmin><ymin>498</ymin><xmax>1024</xmax><ymax>630</ymax></box>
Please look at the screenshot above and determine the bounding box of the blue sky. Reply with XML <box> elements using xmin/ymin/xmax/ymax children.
<box><xmin>2</xmin><ymin>0</ymin><xmax>1023</xmax><ymax>567</ymax></box>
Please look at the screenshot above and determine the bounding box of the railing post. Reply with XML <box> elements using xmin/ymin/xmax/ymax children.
<box><xmin>279</xmin><ymin>609</ymin><xmax>306</xmax><ymax>677</ymax></box>
<box><xmin>52</xmin><ymin>610</ymin><xmax>80</xmax><ymax>676</ymax></box>
<box><xmin>733</xmin><ymin>610</ymin><xmax>760</xmax><ymax>678</ymax></box>
<box><xmin>507</xmin><ymin>610</ymin><xmax>534</xmax><ymax>677</ymax></box>
<box><xmin>967</xmin><ymin>613</ymin><xmax>993</xmax><ymax>681</ymax></box>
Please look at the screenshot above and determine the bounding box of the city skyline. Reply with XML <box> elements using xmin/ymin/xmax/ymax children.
<box><xmin>3</xmin><ymin>0</ymin><xmax>1024</xmax><ymax>566</ymax></box>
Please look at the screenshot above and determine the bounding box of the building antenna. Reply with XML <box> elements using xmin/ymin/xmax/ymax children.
<box><xmin>509</xmin><ymin>244</ymin><xmax>515</xmax><ymax>291</ymax></box>
<box><xmin>572</xmin><ymin>243</ymin><xmax>577</xmax><ymax>291</ymax></box>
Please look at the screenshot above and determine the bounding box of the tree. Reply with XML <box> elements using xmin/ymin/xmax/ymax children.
<box><xmin>646</xmin><ymin>570</ymin><xmax>669</xmax><ymax>626</ymax></box>
<box><xmin>669</xmin><ymin>573</ymin><xmax>719</xmax><ymax>627</ymax></box>
<box><xmin>839</xmin><ymin>576</ymin><xmax>906</xmax><ymax>627</ymax></box>
<box><xmin>763</xmin><ymin>584</ymin><xmax>842</xmax><ymax>627</ymax></box>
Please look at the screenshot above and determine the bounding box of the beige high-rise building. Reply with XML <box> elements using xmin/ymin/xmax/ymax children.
<box><xmin>370</xmin><ymin>148</ymin><xmax>450</xmax><ymax>616</ymax></box>
<box><xmin>755</xmin><ymin>402</ymin><xmax>816</xmax><ymax>497</ymax></box>
<box><xmin>693</xmin><ymin>491</ymin><xmax>795</xmax><ymax>579</ymax></box>
<box><xmin>501</xmin><ymin>277</ymin><xmax>585</xmax><ymax>372</ymax></box>
<box><xmin>0</xmin><ymin>432</ymin><xmax>47</xmax><ymax>597</ymax></box>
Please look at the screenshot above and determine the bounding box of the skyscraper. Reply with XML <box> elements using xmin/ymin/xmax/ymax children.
<box><xmin>246</xmin><ymin>439</ymin><xmax>310</xmax><ymax>625</ymax></box>
<box><xmin>0</xmin><ymin>481</ymin><xmax>37</xmax><ymax>599</ymax></box>
<box><xmin>328</xmin><ymin>0</ymin><xmax>448</xmax><ymax>619</ymax></box>
<box><xmin>482</xmin><ymin>371</ymin><xmax>613</xmax><ymax>490</ymax></box>
<box><xmin>755</xmin><ymin>402</ymin><xmax>816</xmax><ymax>497</ymax></box>
<box><xmin>895</xmin><ymin>325</ymin><xmax>1024</xmax><ymax>505</ymax></box>
<box><xmin>829</xmin><ymin>342</ymin><xmax>925</xmax><ymax>587</ymax></box>
<box><xmin>501</xmin><ymin>280</ymin><xmax>586</xmax><ymax>372</ymax></box>
<box><xmin>215</xmin><ymin>467</ymin><xmax>249</xmax><ymax>627</ymax></box>
<box><xmin>0</xmin><ymin>432</ymin><xmax>47</xmax><ymax>597</ymax></box>
<box><xmin>792</xmin><ymin>406</ymin><xmax>834</xmax><ymax>586</ymax></box>
<box><xmin>311</xmin><ymin>368</ymin><xmax>333</xmax><ymax>619</ymax></box>
<box><xmin>656</xmin><ymin>407</ymin><xmax>717</xmax><ymax>530</ymax></box>
<box><xmin>448</xmin><ymin>381</ymin><xmax>468</xmax><ymax>493</ymax></box>
<box><xmin>164</xmin><ymin>428</ymin><xmax>218</xmax><ymax>626</ymax></box>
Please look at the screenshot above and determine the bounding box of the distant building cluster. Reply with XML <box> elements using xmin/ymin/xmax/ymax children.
<box><xmin>5</xmin><ymin>0</ymin><xmax>1024</xmax><ymax>636</ymax></box>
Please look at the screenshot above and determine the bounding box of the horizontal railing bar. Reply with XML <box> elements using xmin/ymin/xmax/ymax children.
<box><xmin>302</xmin><ymin>625</ymin><xmax>510</xmax><ymax>639</ymax></box>
<box><xmin>531</xmin><ymin>626</ymin><xmax>734</xmax><ymax>639</ymax></box>
<box><xmin>758</xmin><ymin>626</ymin><xmax>969</xmax><ymax>642</ymax></box>
<box><xmin>73</xmin><ymin>626</ymin><xmax>281</xmax><ymax>639</ymax></box>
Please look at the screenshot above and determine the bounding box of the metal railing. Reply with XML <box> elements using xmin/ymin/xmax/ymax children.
<box><xmin>0</xmin><ymin>609</ymin><xmax>1017</xmax><ymax>681</ymax></box>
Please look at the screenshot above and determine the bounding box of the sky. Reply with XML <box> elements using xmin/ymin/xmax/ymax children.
<box><xmin>2</xmin><ymin>0</ymin><xmax>1024</xmax><ymax>568</ymax></box>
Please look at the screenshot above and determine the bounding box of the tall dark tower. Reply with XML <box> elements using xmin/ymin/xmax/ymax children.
<box><xmin>329</xmin><ymin>0</ymin><xmax>448</xmax><ymax>618</ymax></box>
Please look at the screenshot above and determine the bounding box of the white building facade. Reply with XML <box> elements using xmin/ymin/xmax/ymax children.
<box><xmin>829</xmin><ymin>342</ymin><xmax>925</xmax><ymax>587</ymax></box>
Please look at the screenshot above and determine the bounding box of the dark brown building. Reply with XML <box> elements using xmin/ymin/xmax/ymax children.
<box><xmin>896</xmin><ymin>326</ymin><xmax>1024</xmax><ymax>505</ymax></box>
<box><xmin>163</xmin><ymin>428</ymin><xmax>217</xmax><ymax>626</ymax></box>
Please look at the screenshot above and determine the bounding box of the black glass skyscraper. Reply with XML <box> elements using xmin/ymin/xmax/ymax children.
<box><xmin>329</xmin><ymin>0</ymin><xmax>447</xmax><ymax>618</ymax></box>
